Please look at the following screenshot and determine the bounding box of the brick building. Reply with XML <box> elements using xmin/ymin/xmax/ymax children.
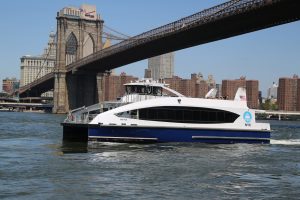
<box><xmin>246</xmin><ymin>80</ymin><xmax>259</xmax><ymax>109</ymax></box>
<box><xmin>222</xmin><ymin>77</ymin><xmax>246</xmax><ymax>100</ymax></box>
<box><xmin>298</xmin><ymin>79</ymin><xmax>300</xmax><ymax>111</ymax></box>
<box><xmin>222</xmin><ymin>77</ymin><xmax>259</xmax><ymax>109</ymax></box>
<box><xmin>164</xmin><ymin>74</ymin><xmax>209</xmax><ymax>98</ymax></box>
<box><xmin>104</xmin><ymin>73</ymin><xmax>138</xmax><ymax>101</ymax></box>
<box><xmin>2</xmin><ymin>78</ymin><xmax>19</xmax><ymax>94</ymax></box>
<box><xmin>277</xmin><ymin>75</ymin><xmax>299</xmax><ymax>111</ymax></box>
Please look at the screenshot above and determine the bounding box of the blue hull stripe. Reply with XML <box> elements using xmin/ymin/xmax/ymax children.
<box><xmin>88</xmin><ymin>126</ymin><xmax>270</xmax><ymax>144</ymax></box>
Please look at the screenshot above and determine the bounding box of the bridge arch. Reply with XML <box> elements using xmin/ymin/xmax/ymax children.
<box><xmin>65</xmin><ymin>32</ymin><xmax>78</xmax><ymax>65</ymax></box>
<box><xmin>83</xmin><ymin>33</ymin><xmax>95</xmax><ymax>58</ymax></box>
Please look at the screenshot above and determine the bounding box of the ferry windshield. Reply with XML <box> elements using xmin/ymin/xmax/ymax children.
<box><xmin>125</xmin><ymin>85</ymin><xmax>162</xmax><ymax>96</ymax></box>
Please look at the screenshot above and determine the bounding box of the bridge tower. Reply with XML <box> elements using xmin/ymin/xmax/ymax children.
<box><xmin>53</xmin><ymin>5</ymin><xmax>104</xmax><ymax>113</ymax></box>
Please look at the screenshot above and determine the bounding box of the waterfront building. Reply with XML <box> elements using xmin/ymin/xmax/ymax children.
<box><xmin>163</xmin><ymin>75</ymin><xmax>182</xmax><ymax>94</ymax></box>
<box><xmin>246</xmin><ymin>80</ymin><xmax>259</xmax><ymax>109</ymax></box>
<box><xmin>104</xmin><ymin>72</ymin><xmax>138</xmax><ymax>101</ymax></box>
<box><xmin>222</xmin><ymin>77</ymin><xmax>259</xmax><ymax>109</ymax></box>
<box><xmin>207</xmin><ymin>74</ymin><xmax>216</xmax><ymax>90</ymax></box>
<box><xmin>267</xmin><ymin>82</ymin><xmax>278</xmax><ymax>99</ymax></box>
<box><xmin>191</xmin><ymin>73</ymin><xmax>209</xmax><ymax>98</ymax></box>
<box><xmin>20</xmin><ymin>32</ymin><xmax>56</xmax><ymax>97</ymax></box>
<box><xmin>258</xmin><ymin>91</ymin><xmax>263</xmax><ymax>105</ymax></box>
<box><xmin>144</xmin><ymin>69</ymin><xmax>152</xmax><ymax>79</ymax></box>
<box><xmin>164</xmin><ymin>73</ymin><xmax>209</xmax><ymax>98</ymax></box>
<box><xmin>222</xmin><ymin>77</ymin><xmax>246</xmax><ymax>100</ymax></box>
<box><xmin>297</xmin><ymin>79</ymin><xmax>300</xmax><ymax>111</ymax></box>
<box><xmin>216</xmin><ymin>84</ymin><xmax>222</xmax><ymax>98</ymax></box>
<box><xmin>2</xmin><ymin>78</ymin><xmax>19</xmax><ymax>94</ymax></box>
<box><xmin>148</xmin><ymin>52</ymin><xmax>174</xmax><ymax>80</ymax></box>
<box><xmin>195</xmin><ymin>80</ymin><xmax>209</xmax><ymax>98</ymax></box>
<box><xmin>277</xmin><ymin>75</ymin><xmax>299</xmax><ymax>111</ymax></box>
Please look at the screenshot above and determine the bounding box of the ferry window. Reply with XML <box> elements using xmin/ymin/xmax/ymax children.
<box><xmin>126</xmin><ymin>86</ymin><xmax>132</xmax><ymax>94</ymax></box>
<box><xmin>202</xmin><ymin>111</ymin><xmax>209</xmax><ymax>122</ymax></box>
<box><xmin>133</xmin><ymin>86</ymin><xmax>137</xmax><ymax>93</ymax></box>
<box><xmin>146</xmin><ymin>86</ymin><xmax>152</xmax><ymax>94</ymax></box>
<box><xmin>217</xmin><ymin>112</ymin><xmax>225</xmax><ymax>122</ymax></box>
<box><xmin>115</xmin><ymin>110</ymin><xmax>138</xmax><ymax>119</ymax></box>
<box><xmin>209</xmin><ymin>112</ymin><xmax>217</xmax><ymax>122</ymax></box>
<box><xmin>184</xmin><ymin>110</ymin><xmax>193</xmax><ymax>121</ymax></box>
<box><xmin>138</xmin><ymin>106</ymin><xmax>239</xmax><ymax>124</ymax></box>
<box><xmin>131</xmin><ymin>110</ymin><xmax>138</xmax><ymax>119</ymax></box>
<box><xmin>175</xmin><ymin>110</ymin><xmax>183</xmax><ymax>121</ymax></box>
<box><xmin>135</xmin><ymin>86</ymin><xmax>147</xmax><ymax>94</ymax></box>
<box><xmin>141</xmin><ymin>86</ymin><xmax>145</xmax><ymax>94</ymax></box>
<box><xmin>152</xmin><ymin>87</ymin><xmax>162</xmax><ymax>96</ymax></box>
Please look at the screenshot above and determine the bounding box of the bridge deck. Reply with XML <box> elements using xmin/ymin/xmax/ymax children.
<box><xmin>19</xmin><ymin>0</ymin><xmax>300</xmax><ymax>97</ymax></box>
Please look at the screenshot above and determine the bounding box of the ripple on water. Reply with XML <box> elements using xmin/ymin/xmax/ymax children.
<box><xmin>0</xmin><ymin>113</ymin><xmax>300</xmax><ymax>199</ymax></box>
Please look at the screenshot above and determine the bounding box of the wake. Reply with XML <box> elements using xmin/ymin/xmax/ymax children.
<box><xmin>271</xmin><ymin>139</ymin><xmax>300</xmax><ymax>145</ymax></box>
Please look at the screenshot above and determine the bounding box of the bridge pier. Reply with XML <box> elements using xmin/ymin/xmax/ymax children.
<box><xmin>67</xmin><ymin>72</ymin><xmax>99</xmax><ymax>111</ymax></box>
<box><xmin>53</xmin><ymin>72</ymin><xmax>69</xmax><ymax>114</ymax></box>
<box><xmin>97</xmin><ymin>73</ymin><xmax>105</xmax><ymax>108</ymax></box>
<box><xmin>53</xmin><ymin>72</ymin><xmax>104</xmax><ymax>113</ymax></box>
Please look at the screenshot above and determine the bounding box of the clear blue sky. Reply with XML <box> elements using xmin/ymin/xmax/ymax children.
<box><xmin>0</xmin><ymin>0</ymin><xmax>299</xmax><ymax>96</ymax></box>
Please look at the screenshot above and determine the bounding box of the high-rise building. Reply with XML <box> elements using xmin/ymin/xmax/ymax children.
<box><xmin>222</xmin><ymin>77</ymin><xmax>259</xmax><ymax>109</ymax></box>
<box><xmin>164</xmin><ymin>73</ymin><xmax>209</xmax><ymax>98</ymax></box>
<box><xmin>267</xmin><ymin>82</ymin><xmax>278</xmax><ymax>99</ymax></box>
<box><xmin>258</xmin><ymin>91</ymin><xmax>263</xmax><ymax>105</ymax></box>
<box><xmin>277</xmin><ymin>75</ymin><xmax>299</xmax><ymax>111</ymax></box>
<box><xmin>195</xmin><ymin>80</ymin><xmax>209</xmax><ymax>98</ymax></box>
<box><xmin>144</xmin><ymin>69</ymin><xmax>151</xmax><ymax>79</ymax></box>
<box><xmin>207</xmin><ymin>74</ymin><xmax>216</xmax><ymax>90</ymax></box>
<box><xmin>2</xmin><ymin>78</ymin><xmax>19</xmax><ymax>94</ymax></box>
<box><xmin>216</xmin><ymin>84</ymin><xmax>222</xmax><ymax>98</ymax></box>
<box><xmin>222</xmin><ymin>77</ymin><xmax>246</xmax><ymax>100</ymax></box>
<box><xmin>148</xmin><ymin>52</ymin><xmax>174</xmax><ymax>80</ymax></box>
<box><xmin>191</xmin><ymin>73</ymin><xmax>209</xmax><ymax>98</ymax></box>
<box><xmin>246</xmin><ymin>80</ymin><xmax>259</xmax><ymax>109</ymax></box>
<box><xmin>20</xmin><ymin>32</ymin><xmax>56</xmax><ymax>97</ymax></box>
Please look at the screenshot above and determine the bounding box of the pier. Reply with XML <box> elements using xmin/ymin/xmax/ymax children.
<box><xmin>255</xmin><ymin>110</ymin><xmax>300</xmax><ymax>120</ymax></box>
<box><xmin>0</xmin><ymin>102</ymin><xmax>53</xmax><ymax>113</ymax></box>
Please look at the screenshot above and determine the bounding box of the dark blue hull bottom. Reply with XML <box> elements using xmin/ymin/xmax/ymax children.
<box><xmin>88</xmin><ymin>126</ymin><xmax>270</xmax><ymax>144</ymax></box>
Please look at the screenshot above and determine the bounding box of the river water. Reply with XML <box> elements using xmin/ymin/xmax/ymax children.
<box><xmin>0</xmin><ymin>112</ymin><xmax>299</xmax><ymax>200</ymax></box>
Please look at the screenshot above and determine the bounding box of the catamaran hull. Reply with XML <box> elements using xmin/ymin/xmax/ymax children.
<box><xmin>88</xmin><ymin>126</ymin><xmax>270</xmax><ymax>144</ymax></box>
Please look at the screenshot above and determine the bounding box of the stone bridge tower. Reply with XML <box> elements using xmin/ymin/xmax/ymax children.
<box><xmin>53</xmin><ymin>4</ymin><xmax>104</xmax><ymax>113</ymax></box>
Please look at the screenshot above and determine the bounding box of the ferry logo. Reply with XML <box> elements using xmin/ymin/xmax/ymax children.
<box><xmin>243</xmin><ymin>111</ymin><xmax>252</xmax><ymax>124</ymax></box>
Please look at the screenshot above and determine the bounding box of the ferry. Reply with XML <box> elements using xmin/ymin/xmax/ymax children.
<box><xmin>62</xmin><ymin>79</ymin><xmax>184</xmax><ymax>141</ymax></box>
<box><xmin>87</xmin><ymin>85</ymin><xmax>271</xmax><ymax>144</ymax></box>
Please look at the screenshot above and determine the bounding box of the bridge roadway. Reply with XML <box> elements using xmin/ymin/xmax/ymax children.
<box><xmin>19</xmin><ymin>0</ymin><xmax>300</xmax><ymax>98</ymax></box>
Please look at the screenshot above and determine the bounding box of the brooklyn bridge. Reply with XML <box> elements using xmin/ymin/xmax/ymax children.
<box><xmin>18</xmin><ymin>0</ymin><xmax>300</xmax><ymax>113</ymax></box>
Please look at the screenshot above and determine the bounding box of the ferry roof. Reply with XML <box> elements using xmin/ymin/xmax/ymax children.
<box><xmin>124</xmin><ymin>79</ymin><xmax>185</xmax><ymax>97</ymax></box>
<box><xmin>124</xmin><ymin>79</ymin><xmax>169</xmax><ymax>87</ymax></box>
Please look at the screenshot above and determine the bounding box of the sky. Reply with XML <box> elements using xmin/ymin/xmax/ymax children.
<box><xmin>0</xmin><ymin>0</ymin><xmax>299</xmax><ymax>97</ymax></box>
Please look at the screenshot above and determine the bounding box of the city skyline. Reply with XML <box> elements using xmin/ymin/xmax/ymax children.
<box><xmin>0</xmin><ymin>0</ymin><xmax>299</xmax><ymax>96</ymax></box>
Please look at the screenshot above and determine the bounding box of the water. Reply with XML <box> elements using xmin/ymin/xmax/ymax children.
<box><xmin>0</xmin><ymin>112</ymin><xmax>300</xmax><ymax>200</ymax></box>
